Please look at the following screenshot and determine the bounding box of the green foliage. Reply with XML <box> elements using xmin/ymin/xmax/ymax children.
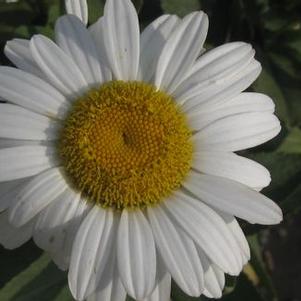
<box><xmin>252</xmin><ymin>66</ymin><xmax>290</xmax><ymax>126</ymax></box>
<box><xmin>278</xmin><ymin>128</ymin><xmax>301</xmax><ymax>154</ymax></box>
<box><xmin>220</xmin><ymin>274</ymin><xmax>264</xmax><ymax>301</ymax></box>
<box><xmin>161</xmin><ymin>0</ymin><xmax>200</xmax><ymax>17</ymax></box>
<box><xmin>247</xmin><ymin>235</ymin><xmax>277</xmax><ymax>300</ymax></box>
<box><xmin>87</xmin><ymin>0</ymin><xmax>105</xmax><ymax>23</ymax></box>
<box><xmin>0</xmin><ymin>0</ymin><xmax>301</xmax><ymax>300</ymax></box>
<box><xmin>0</xmin><ymin>251</ymin><xmax>73</xmax><ymax>301</ymax></box>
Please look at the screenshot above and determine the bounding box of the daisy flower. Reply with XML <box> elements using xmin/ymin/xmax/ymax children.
<box><xmin>0</xmin><ymin>0</ymin><xmax>282</xmax><ymax>300</ymax></box>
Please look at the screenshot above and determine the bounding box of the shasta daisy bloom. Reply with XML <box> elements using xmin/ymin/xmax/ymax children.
<box><xmin>0</xmin><ymin>0</ymin><xmax>282</xmax><ymax>300</ymax></box>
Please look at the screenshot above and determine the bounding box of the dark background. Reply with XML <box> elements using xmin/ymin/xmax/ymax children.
<box><xmin>0</xmin><ymin>0</ymin><xmax>301</xmax><ymax>300</ymax></box>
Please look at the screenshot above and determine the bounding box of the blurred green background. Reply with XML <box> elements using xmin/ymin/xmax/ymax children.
<box><xmin>0</xmin><ymin>0</ymin><xmax>301</xmax><ymax>300</ymax></box>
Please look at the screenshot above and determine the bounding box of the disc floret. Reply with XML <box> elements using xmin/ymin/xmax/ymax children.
<box><xmin>59</xmin><ymin>81</ymin><xmax>193</xmax><ymax>210</ymax></box>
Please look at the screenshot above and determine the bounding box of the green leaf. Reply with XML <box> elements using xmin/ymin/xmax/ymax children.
<box><xmin>267</xmin><ymin>51</ymin><xmax>301</xmax><ymax>127</ymax></box>
<box><xmin>0</xmin><ymin>24</ymin><xmax>15</xmax><ymax>42</ymax></box>
<box><xmin>242</xmin><ymin>152</ymin><xmax>301</xmax><ymax>234</ymax></box>
<box><xmin>269</xmin><ymin>52</ymin><xmax>297</xmax><ymax>78</ymax></box>
<box><xmin>223</xmin><ymin>276</ymin><xmax>238</xmax><ymax>295</ymax></box>
<box><xmin>87</xmin><ymin>0</ymin><xmax>105</xmax><ymax>24</ymax></box>
<box><xmin>132</xmin><ymin>0</ymin><xmax>144</xmax><ymax>12</ymax></box>
<box><xmin>264</xmin><ymin>17</ymin><xmax>287</xmax><ymax>32</ymax></box>
<box><xmin>284</xmin><ymin>88</ymin><xmax>301</xmax><ymax>127</ymax></box>
<box><xmin>221</xmin><ymin>273</ymin><xmax>264</xmax><ymax>301</ymax></box>
<box><xmin>252</xmin><ymin>67</ymin><xmax>290</xmax><ymax>125</ymax></box>
<box><xmin>247</xmin><ymin>152</ymin><xmax>301</xmax><ymax>202</ymax></box>
<box><xmin>281</xmin><ymin>182</ymin><xmax>301</xmax><ymax>215</ymax></box>
<box><xmin>47</xmin><ymin>3</ymin><xmax>65</xmax><ymax>26</ymax></box>
<box><xmin>0</xmin><ymin>2</ymin><xmax>34</xmax><ymax>26</ymax></box>
<box><xmin>161</xmin><ymin>0</ymin><xmax>200</xmax><ymax>17</ymax></box>
<box><xmin>52</xmin><ymin>286</ymin><xmax>74</xmax><ymax>301</ymax></box>
<box><xmin>0</xmin><ymin>253</ymin><xmax>73</xmax><ymax>301</ymax></box>
<box><xmin>247</xmin><ymin>235</ymin><xmax>277</xmax><ymax>301</ymax></box>
<box><xmin>14</xmin><ymin>25</ymin><xmax>54</xmax><ymax>39</ymax></box>
<box><xmin>0</xmin><ymin>241</ymin><xmax>42</xmax><ymax>288</ymax></box>
<box><xmin>278</xmin><ymin>127</ymin><xmax>301</xmax><ymax>154</ymax></box>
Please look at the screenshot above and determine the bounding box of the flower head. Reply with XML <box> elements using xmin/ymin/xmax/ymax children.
<box><xmin>0</xmin><ymin>0</ymin><xmax>282</xmax><ymax>300</ymax></box>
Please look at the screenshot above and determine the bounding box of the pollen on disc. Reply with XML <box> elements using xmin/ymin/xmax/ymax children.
<box><xmin>58</xmin><ymin>81</ymin><xmax>193</xmax><ymax>210</ymax></box>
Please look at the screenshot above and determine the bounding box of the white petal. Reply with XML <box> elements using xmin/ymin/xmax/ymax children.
<box><xmin>192</xmin><ymin>151</ymin><xmax>271</xmax><ymax>190</ymax></box>
<box><xmin>9</xmin><ymin>168</ymin><xmax>67</xmax><ymax>227</ymax></box>
<box><xmin>0</xmin><ymin>178</ymin><xmax>30</xmax><ymax>211</ymax></box>
<box><xmin>50</xmin><ymin>198</ymin><xmax>91</xmax><ymax>271</ymax></box>
<box><xmin>55</xmin><ymin>15</ymin><xmax>105</xmax><ymax>86</ymax></box>
<box><xmin>0</xmin><ymin>66</ymin><xmax>69</xmax><ymax>119</ymax></box>
<box><xmin>219</xmin><ymin>212</ymin><xmax>250</xmax><ymax>263</ymax></box>
<box><xmin>68</xmin><ymin>206</ymin><xmax>117</xmax><ymax>301</ymax></box>
<box><xmin>147</xmin><ymin>205</ymin><xmax>204</xmax><ymax>296</ymax></box>
<box><xmin>211</xmin><ymin>264</ymin><xmax>225</xmax><ymax>292</ymax></box>
<box><xmin>4</xmin><ymin>39</ymin><xmax>43</xmax><ymax>77</ymax></box>
<box><xmin>163</xmin><ymin>191</ymin><xmax>242</xmax><ymax>275</ymax></box>
<box><xmin>188</xmin><ymin>92</ymin><xmax>275</xmax><ymax>131</ymax></box>
<box><xmin>0</xmin><ymin>104</ymin><xmax>59</xmax><ymax>141</ymax></box>
<box><xmin>193</xmin><ymin>112</ymin><xmax>281</xmax><ymax>151</ymax></box>
<box><xmin>142</xmin><ymin>272</ymin><xmax>171</xmax><ymax>301</ymax></box>
<box><xmin>33</xmin><ymin>188</ymin><xmax>80</xmax><ymax>253</ymax></box>
<box><xmin>87</xmin><ymin>260</ymin><xmax>126</xmax><ymax>301</ymax></box>
<box><xmin>179</xmin><ymin>60</ymin><xmax>261</xmax><ymax>112</ymax></box>
<box><xmin>0</xmin><ymin>145</ymin><xmax>56</xmax><ymax>182</ymax></box>
<box><xmin>154</xmin><ymin>12</ymin><xmax>208</xmax><ymax>92</ymax></box>
<box><xmin>65</xmin><ymin>0</ymin><xmax>88</xmax><ymax>25</ymax></box>
<box><xmin>117</xmin><ymin>210</ymin><xmax>156</xmax><ymax>299</ymax></box>
<box><xmin>103</xmin><ymin>0</ymin><xmax>140</xmax><ymax>80</ymax></box>
<box><xmin>0</xmin><ymin>210</ymin><xmax>35</xmax><ymax>249</ymax></box>
<box><xmin>0</xmin><ymin>139</ymin><xmax>52</xmax><ymax>149</ymax></box>
<box><xmin>197</xmin><ymin>249</ymin><xmax>225</xmax><ymax>299</ymax></box>
<box><xmin>88</xmin><ymin>17</ymin><xmax>112</xmax><ymax>81</ymax></box>
<box><xmin>88</xmin><ymin>279</ymin><xmax>126</xmax><ymax>301</ymax></box>
<box><xmin>184</xmin><ymin>171</ymin><xmax>283</xmax><ymax>225</ymax></box>
<box><xmin>173</xmin><ymin>42</ymin><xmax>255</xmax><ymax>103</ymax></box>
<box><xmin>0</xmin><ymin>138</ymin><xmax>25</xmax><ymax>149</ymax></box>
<box><xmin>139</xmin><ymin>14</ymin><xmax>179</xmax><ymax>82</ymax></box>
<box><xmin>30</xmin><ymin>35</ymin><xmax>87</xmax><ymax>97</ymax></box>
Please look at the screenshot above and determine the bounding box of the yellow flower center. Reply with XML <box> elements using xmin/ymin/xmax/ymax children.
<box><xmin>58</xmin><ymin>81</ymin><xmax>193</xmax><ymax>210</ymax></box>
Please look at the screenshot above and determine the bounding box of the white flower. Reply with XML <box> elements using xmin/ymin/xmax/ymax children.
<box><xmin>0</xmin><ymin>0</ymin><xmax>282</xmax><ymax>300</ymax></box>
